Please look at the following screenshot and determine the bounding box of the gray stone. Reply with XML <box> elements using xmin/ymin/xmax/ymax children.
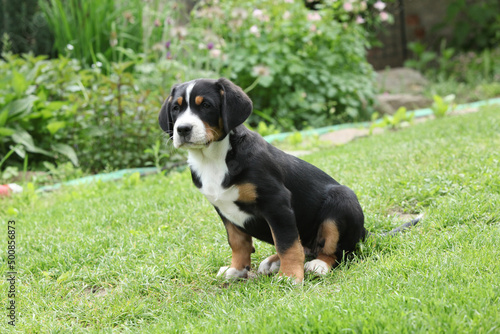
<box><xmin>375</xmin><ymin>67</ymin><xmax>428</xmax><ymax>94</ymax></box>
<box><xmin>376</xmin><ymin>93</ymin><xmax>431</xmax><ymax>115</ymax></box>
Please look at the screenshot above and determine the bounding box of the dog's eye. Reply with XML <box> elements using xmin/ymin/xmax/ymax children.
<box><xmin>172</xmin><ymin>105</ymin><xmax>180</xmax><ymax>112</ymax></box>
<box><xmin>201</xmin><ymin>102</ymin><xmax>211</xmax><ymax>109</ymax></box>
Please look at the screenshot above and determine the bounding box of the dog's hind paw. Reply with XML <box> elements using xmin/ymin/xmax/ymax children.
<box><xmin>257</xmin><ymin>255</ymin><xmax>281</xmax><ymax>275</ymax></box>
<box><xmin>304</xmin><ymin>259</ymin><xmax>329</xmax><ymax>275</ymax></box>
<box><xmin>217</xmin><ymin>266</ymin><xmax>249</xmax><ymax>280</ymax></box>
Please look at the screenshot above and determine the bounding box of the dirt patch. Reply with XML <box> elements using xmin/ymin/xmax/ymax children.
<box><xmin>320</xmin><ymin>127</ymin><xmax>384</xmax><ymax>146</ymax></box>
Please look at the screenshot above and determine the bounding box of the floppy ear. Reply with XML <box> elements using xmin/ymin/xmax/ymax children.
<box><xmin>158</xmin><ymin>87</ymin><xmax>176</xmax><ymax>137</ymax></box>
<box><xmin>217</xmin><ymin>78</ymin><xmax>253</xmax><ymax>133</ymax></box>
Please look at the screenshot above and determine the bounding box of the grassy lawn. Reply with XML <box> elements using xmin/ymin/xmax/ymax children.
<box><xmin>1</xmin><ymin>105</ymin><xmax>499</xmax><ymax>333</ymax></box>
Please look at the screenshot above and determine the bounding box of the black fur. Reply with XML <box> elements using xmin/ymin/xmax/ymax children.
<box><xmin>159</xmin><ymin>78</ymin><xmax>418</xmax><ymax>280</ymax></box>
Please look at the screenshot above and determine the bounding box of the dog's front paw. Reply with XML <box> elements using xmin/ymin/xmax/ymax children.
<box><xmin>304</xmin><ymin>259</ymin><xmax>329</xmax><ymax>275</ymax></box>
<box><xmin>257</xmin><ymin>256</ymin><xmax>281</xmax><ymax>275</ymax></box>
<box><xmin>217</xmin><ymin>266</ymin><xmax>249</xmax><ymax>280</ymax></box>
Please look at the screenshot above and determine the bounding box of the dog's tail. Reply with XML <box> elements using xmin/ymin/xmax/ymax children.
<box><xmin>380</xmin><ymin>214</ymin><xmax>423</xmax><ymax>236</ymax></box>
<box><xmin>365</xmin><ymin>214</ymin><xmax>423</xmax><ymax>238</ymax></box>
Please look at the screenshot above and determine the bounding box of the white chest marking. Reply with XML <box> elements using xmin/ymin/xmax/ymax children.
<box><xmin>187</xmin><ymin>137</ymin><xmax>252</xmax><ymax>228</ymax></box>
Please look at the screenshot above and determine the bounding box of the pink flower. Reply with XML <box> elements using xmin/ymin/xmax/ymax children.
<box><xmin>284</xmin><ymin>0</ymin><xmax>294</xmax><ymax>3</ymax></box>
<box><xmin>307</xmin><ymin>12</ymin><xmax>321</xmax><ymax>21</ymax></box>
<box><xmin>379</xmin><ymin>11</ymin><xmax>389</xmax><ymax>21</ymax></box>
<box><xmin>356</xmin><ymin>15</ymin><xmax>365</xmax><ymax>24</ymax></box>
<box><xmin>253</xmin><ymin>9</ymin><xmax>269</xmax><ymax>22</ymax></box>
<box><xmin>374</xmin><ymin>1</ymin><xmax>386</xmax><ymax>11</ymax></box>
<box><xmin>359</xmin><ymin>1</ymin><xmax>367</xmax><ymax>11</ymax></box>
<box><xmin>309</xmin><ymin>24</ymin><xmax>317</xmax><ymax>32</ymax></box>
<box><xmin>343</xmin><ymin>2</ymin><xmax>353</xmax><ymax>12</ymax></box>
<box><xmin>210</xmin><ymin>49</ymin><xmax>221</xmax><ymax>58</ymax></box>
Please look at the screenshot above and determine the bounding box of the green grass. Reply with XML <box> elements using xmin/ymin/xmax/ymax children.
<box><xmin>1</xmin><ymin>105</ymin><xmax>500</xmax><ymax>333</ymax></box>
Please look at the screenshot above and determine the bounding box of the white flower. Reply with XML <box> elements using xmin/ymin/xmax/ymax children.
<box><xmin>253</xmin><ymin>9</ymin><xmax>263</xmax><ymax>18</ymax></box>
<box><xmin>356</xmin><ymin>16</ymin><xmax>365</xmax><ymax>24</ymax></box>
<box><xmin>66</xmin><ymin>44</ymin><xmax>74</xmax><ymax>51</ymax></box>
<box><xmin>249</xmin><ymin>25</ymin><xmax>260</xmax><ymax>37</ymax></box>
<box><xmin>252</xmin><ymin>65</ymin><xmax>270</xmax><ymax>76</ymax></box>
<box><xmin>374</xmin><ymin>1</ymin><xmax>386</xmax><ymax>11</ymax></box>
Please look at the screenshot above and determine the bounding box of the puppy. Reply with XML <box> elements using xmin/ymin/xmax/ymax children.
<box><xmin>159</xmin><ymin>78</ymin><xmax>365</xmax><ymax>283</ymax></box>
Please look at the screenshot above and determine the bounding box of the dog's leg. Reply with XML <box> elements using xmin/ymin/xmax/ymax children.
<box><xmin>217</xmin><ymin>220</ymin><xmax>254</xmax><ymax>279</ymax></box>
<box><xmin>304</xmin><ymin>220</ymin><xmax>339</xmax><ymax>275</ymax></box>
<box><xmin>275</xmin><ymin>238</ymin><xmax>305</xmax><ymax>283</ymax></box>
<box><xmin>266</xmin><ymin>220</ymin><xmax>305</xmax><ymax>283</ymax></box>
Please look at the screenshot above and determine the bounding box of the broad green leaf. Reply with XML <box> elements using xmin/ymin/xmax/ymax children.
<box><xmin>45</xmin><ymin>101</ymin><xmax>67</xmax><ymax>111</ymax></box>
<box><xmin>0</xmin><ymin>127</ymin><xmax>15</xmax><ymax>137</ymax></box>
<box><xmin>11</xmin><ymin>130</ymin><xmax>52</xmax><ymax>156</ymax></box>
<box><xmin>12</xmin><ymin>70</ymin><xmax>28</xmax><ymax>96</ymax></box>
<box><xmin>52</xmin><ymin>143</ymin><xmax>79</xmax><ymax>166</ymax></box>
<box><xmin>12</xmin><ymin>144</ymin><xmax>25</xmax><ymax>159</ymax></box>
<box><xmin>6</xmin><ymin>95</ymin><xmax>39</xmax><ymax>121</ymax></box>
<box><xmin>47</xmin><ymin>121</ymin><xmax>66</xmax><ymax>134</ymax></box>
<box><xmin>0</xmin><ymin>109</ymin><xmax>8</xmax><ymax>126</ymax></box>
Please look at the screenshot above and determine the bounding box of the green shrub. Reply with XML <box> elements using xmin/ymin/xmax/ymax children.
<box><xmin>0</xmin><ymin>0</ymin><xmax>54</xmax><ymax>55</ymax></box>
<box><xmin>188</xmin><ymin>0</ymin><xmax>377</xmax><ymax>130</ymax></box>
<box><xmin>0</xmin><ymin>53</ymin><xmax>79</xmax><ymax>168</ymax></box>
<box><xmin>0</xmin><ymin>52</ymin><xmax>195</xmax><ymax>173</ymax></box>
<box><xmin>434</xmin><ymin>0</ymin><xmax>500</xmax><ymax>51</ymax></box>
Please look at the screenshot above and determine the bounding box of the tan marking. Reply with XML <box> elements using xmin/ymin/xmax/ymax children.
<box><xmin>225</xmin><ymin>222</ymin><xmax>253</xmax><ymax>270</ymax></box>
<box><xmin>277</xmin><ymin>239</ymin><xmax>305</xmax><ymax>283</ymax></box>
<box><xmin>237</xmin><ymin>183</ymin><xmax>257</xmax><ymax>203</ymax></box>
<box><xmin>177</xmin><ymin>96</ymin><xmax>183</xmax><ymax>105</ymax></box>
<box><xmin>266</xmin><ymin>254</ymin><xmax>280</xmax><ymax>264</ymax></box>
<box><xmin>220</xmin><ymin>89</ymin><xmax>224</xmax><ymax>95</ymax></box>
<box><xmin>321</xmin><ymin>220</ymin><xmax>339</xmax><ymax>255</ymax></box>
<box><xmin>312</xmin><ymin>220</ymin><xmax>340</xmax><ymax>271</ymax></box>
<box><xmin>195</xmin><ymin>96</ymin><xmax>204</xmax><ymax>105</ymax></box>
<box><xmin>167</xmin><ymin>96</ymin><xmax>172</xmax><ymax>102</ymax></box>
<box><xmin>203</xmin><ymin>118</ymin><xmax>224</xmax><ymax>143</ymax></box>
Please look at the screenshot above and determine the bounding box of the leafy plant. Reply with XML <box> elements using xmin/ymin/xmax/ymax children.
<box><xmin>252</xmin><ymin>121</ymin><xmax>280</xmax><ymax>137</ymax></box>
<box><xmin>431</xmin><ymin>94</ymin><xmax>456</xmax><ymax>118</ymax></box>
<box><xmin>0</xmin><ymin>52</ymin><xmax>195</xmax><ymax>173</ymax></box>
<box><xmin>404</xmin><ymin>41</ymin><xmax>437</xmax><ymax>73</ymax></box>
<box><xmin>144</xmin><ymin>140</ymin><xmax>173</xmax><ymax>171</ymax></box>
<box><xmin>38</xmin><ymin>0</ymin><xmax>178</xmax><ymax>66</ymax></box>
<box><xmin>370</xmin><ymin>107</ymin><xmax>414</xmax><ymax>133</ymax></box>
<box><xmin>434</xmin><ymin>0</ymin><xmax>500</xmax><ymax>51</ymax></box>
<box><xmin>0</xmin><ymin>53</ymin><xmax>79</xmax><ymax>169</ymax></box>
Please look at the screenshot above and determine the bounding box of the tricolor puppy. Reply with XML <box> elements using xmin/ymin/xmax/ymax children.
<box><xmin>159</xmin><ymin>78</ymin><xmax>365</xmax><ymax>283</ymax></box>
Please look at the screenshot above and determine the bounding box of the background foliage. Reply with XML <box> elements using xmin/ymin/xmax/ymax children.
<box><xmin>0</xmin><ymin>53</ymin><xmax>195</xmax><ymax>172</ymax></box>
<box><xmin>1</xmin><ymin>0</ymin><xmax>499</xmax><ymax>174</ymax></box>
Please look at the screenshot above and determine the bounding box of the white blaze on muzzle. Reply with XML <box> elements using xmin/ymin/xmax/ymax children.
<box><xmin>173</xmin><ymin>81</ymin><xmax>209</xmax><ymax>148</ymax></box>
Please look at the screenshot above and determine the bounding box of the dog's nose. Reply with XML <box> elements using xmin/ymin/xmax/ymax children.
<box><xmin>177</xmin><ymin>124</ymin><xmax>193</xmax><ymax>137</ymax></box>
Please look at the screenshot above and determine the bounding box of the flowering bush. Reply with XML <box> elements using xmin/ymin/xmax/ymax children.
<box><xmin>184</xmin><ymin>0</ymin><xmax>387</xmax><ymax>129</ymax></box>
